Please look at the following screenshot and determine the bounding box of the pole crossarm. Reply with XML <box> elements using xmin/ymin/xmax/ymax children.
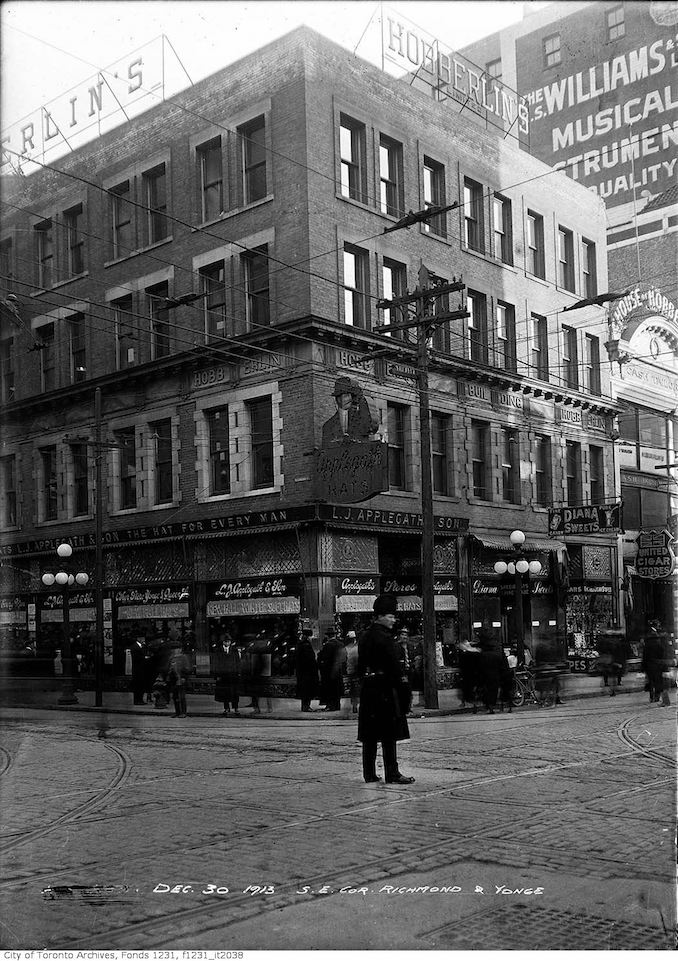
<box><xmin>376</xmin><ymin>309</ymin><xmax>469</xmax><ymax>335</ymax></box>
<box><xmin>383</xmin><ymin>201</ymin><xmax>460</xmax><ymax>233</ymax></box>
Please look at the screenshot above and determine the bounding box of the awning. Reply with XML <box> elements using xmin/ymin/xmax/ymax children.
<box><xmin>473</xmin><ymin>534</ymin><xmax>566</xmax><ymax>552</ymax></box>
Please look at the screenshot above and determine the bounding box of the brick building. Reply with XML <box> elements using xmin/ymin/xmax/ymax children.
<box><xmin>0</xmin><ymin>26</ymin><xmax>620</xmax><ymax>687</ymax></box>
<box><xmin>461</xmin><ymin>0</ymin><xmax>678</xmax><ymax>638</ymax></box>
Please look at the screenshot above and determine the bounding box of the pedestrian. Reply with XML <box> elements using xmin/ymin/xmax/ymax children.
<box><xmin>477</xmin><ymin>630</ymin><xmax>502</xmax><ymax>715</ymax></box>
<box><xmin>395</xmin><ymin>627</ymin><xmax>413</xmax><ymax>715</ymax></box>
<box><xmin>295</xmin><ymin>629</ymin><xmax>319</xmax><ymax>712</ymax></box>
<box><xmin>130</xmin><ymin>637</ymin><xmax>147</xmax><ymax>705</ymax></box>
<box><xmin>457</xmin><ymin>635</ymin><xmax>482</xmax><ymax>712</ymax></box>
<box><xmin>357</xmin><ymin>594</ymin><xmax>415</xmax><ymax>785</ymax></box>
<box><xmin>642</xmin><ymin>620</ymin><xmax>673</xmax><ymax>706</ymax></box>
<box><xmin>167</xmin><ymin>639</ymin><xmax>191</xmax><ymax>717</ymax></box>
<box><xmin>344</xmin><ymin>630</ymin><xmax>360</xmax><ymax>714</ymax></box>
<box><xmin>596</xmin><ymin>631</ymin><xmax>623</xmax><ymax>696</ymax></box>
<box><xmin>246</xmin><ymin>634</ymin><xmax>273</xmax><ymax>713</ymax></box>
<box><xmin>498</xmin><ymin>648</ymin><xmax>515</xmax><ymax>712</ymax></box>
<box><xmin>318</xmin><ymin>629</ymin><xmax>346</xmax><ymax>711</ymax></box>
<box><xmin>212</xmin><ymin>633</ymin><xmax>241</xmax><ymax>715</ymax></box>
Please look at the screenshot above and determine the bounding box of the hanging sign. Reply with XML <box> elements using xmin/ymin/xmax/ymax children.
<box><xmin>549</xmin><ymin>502</ymin><xmax>623</xmax><ymax>535</ymax></box>
<box><xmin>635</xmin><ymin>528</ymin><xmax>676</xmax><ymax>579</ymax></box>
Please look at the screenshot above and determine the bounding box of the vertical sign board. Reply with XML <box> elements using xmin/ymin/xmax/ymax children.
<box><xmin>635</xmin><ymin>528</ymin><xmax>676</xmax><ymax>579</ymax></box>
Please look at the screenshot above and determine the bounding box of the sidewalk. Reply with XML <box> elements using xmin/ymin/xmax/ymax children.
<box><xmin>1</xmin><ymin>670</ymin><xmax>648</xmax><ymax>720</ymax></box>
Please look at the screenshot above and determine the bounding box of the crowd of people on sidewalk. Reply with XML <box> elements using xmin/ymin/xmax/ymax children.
<box><xmin>123</xmin><ymin>613</ymin><xmax>675</xmax><ymax>721</ymax></box>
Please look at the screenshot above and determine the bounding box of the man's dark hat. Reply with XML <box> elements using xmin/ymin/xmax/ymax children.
<box><xmin>333</xmin><ymin>376</ymin><xmax>353</xmax><ymax>397</ymax></box>
<box><xmin>373</xmin><ymin>594</ymin><xmax>398</xmax><ymax>616</ymax></box>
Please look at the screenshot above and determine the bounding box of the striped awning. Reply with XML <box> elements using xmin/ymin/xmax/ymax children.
<box><xmin>473</xmin><ymin>534</ymin><xmax>566</xmax><ymax>552</ymax></box>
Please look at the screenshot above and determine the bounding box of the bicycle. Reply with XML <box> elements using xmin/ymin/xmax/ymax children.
<box><xmin>511</xmin><ymin>667</ymin><xmax>558</xmax><ymax>708</ymax></box>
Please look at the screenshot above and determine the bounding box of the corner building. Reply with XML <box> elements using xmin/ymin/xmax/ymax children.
<box><xmin>0</xmin><ymin>27</ymin><xmax>620</xmax><ymax>688</ymax></box>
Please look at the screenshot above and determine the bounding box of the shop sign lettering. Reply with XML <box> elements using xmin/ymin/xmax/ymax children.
<box><xmin>384</xmin><ymin>12</ymin><xmax>529</xmax><ymax>136</ymax></box>
<box><xmin>549</xmin><ymin>502</ymin><xmax>622</xmax><ymax>535</ymax></box>
<box><xmin>635</xmin><ymin>528</ymin><xmax>676</xmax><ymax>579</ymax></box>
<box><xmin>116</xmin><ymin>587</ymin><xmax>189</xmax><ymax>605</ymax></box>
<box><xmin>556</xmin><ymin>408</ymin><xmax>583</xmax><ymax>425</ymax></box>
<box><xmin>192</xmin><ymin>365</ymin><xmax>233</xmax><ymax>389</ymax></box>
<box><xmin>316</xmin><ymin>442</ymin><xmax>388</xmax><ymax>504</ymax></box>
<box><xmin>339</xmin><ymin>577</ymin><xmax>378</xmax><ymax>595</ymax></box>
<box><xmin>214</xmin><ymin>579</ymin><xmax>288</xmax><ymax>600</ymax></box>
<box><xmin>610</xmin><ymin>284</ymin><xmax>678</xmax><ymax>330</ymax></box>
<box><xmin>492</xmin><ymin>390</ymin><xmax>524</xmax><ymax>410</ymax></box>
<box><xmin>472</xmin><ymin>579</ymin><xmax>498</xmax><ymax>595</ymax></box>
<box><xmin>337</xmin><ymin>349</ymin><xmax>373</xmax><ymax>373</ymax></box>
<box><xmin>41</xmin><ymin>591</ymin><xmax>95</xmax><ymax>609</ymax></box>
<box><xmin>0</xmin><ymin>596</ymin><xmax>27</xmax><ymax>611</ymax></box>
<box><xmin>207</xmin><ymin>597</ymin><xmax>301</xmax><ymax>616</ymax></box>
<box><xmin>323</xmin><ymin>504</ymin><xmax>468</xmax><ymax>533</ymax></box>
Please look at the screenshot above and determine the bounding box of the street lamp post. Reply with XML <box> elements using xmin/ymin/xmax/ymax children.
<box><xmin>493</xmin><ymin>530</ymin><xmax>542</xmax><ymax>667</ymax></box>
<box><xmin>41</xmin><ymin>543</ymin><xmax>89</xmax><ymax>705</ymax></box>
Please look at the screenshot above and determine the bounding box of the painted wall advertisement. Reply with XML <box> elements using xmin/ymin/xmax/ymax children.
<box><xmin>521</xmin><ymin>12</ymin><xmax>678</xmax><ymax>207</ymax></box>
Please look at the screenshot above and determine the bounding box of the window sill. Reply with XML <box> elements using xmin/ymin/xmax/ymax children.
<box><xmin>419</xmin><ymin>225</ymin><xmax>451</xmax><ymax>245</ymax></box>
<box><xmin>525</xmin><ymin>271</ymin><xmax>549</xmax><ymax>287</ymax></box>
<box><xmin>36</xmin><ymin>518</ymin><xmax>63</xmax><ymax>527</ymax></box>
<box><xmin>336</xmin><ymin>191</ymin><xmax>374</xmax><ymax>216</ymax></box>
<box><xmin>104</xmin><ymin>235</ymin><xmax>174</xmax><ymax>268</ymax></box>
<box><xmin>50</xmin><ymin>272</ymin><xmax>90</xmax><ymax>290</ymax></box>
<box><xmin>198</xmin><ymin>195</ymin><xmax>274</xmax><ymax>228</ymax></box>
<box><xmin>462</xmin><ymin>244</ymin><xmax>515</xmax><ymax>270</ymax></box>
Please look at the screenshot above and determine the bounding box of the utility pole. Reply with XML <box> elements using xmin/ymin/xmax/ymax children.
<box><xmin>94</xmin><ymin>388</ymin><xmax>104</xmax><ymax>707</ymax></box>
<box><xmin>377</xmin><ymin>266</ymin><xmax>468</xmax><ymax>708</ymax></box>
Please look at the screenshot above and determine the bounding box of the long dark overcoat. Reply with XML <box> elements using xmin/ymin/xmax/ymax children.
<box><xmin>295</xmin><ymin>639</ymin><xmax>319</xmax><ymax>701</ymax></box>
<box><xmin>357</xmin><ymin>621</ymin><xmax>410</xmax><ymax>743</ymax></box>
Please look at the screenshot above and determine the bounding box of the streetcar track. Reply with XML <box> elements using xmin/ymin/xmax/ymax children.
<box><xmin>0</xmin><ymin>745</ymin><xmax>12</xmax><ymax>777</ymax></box>
<box><xmin>0</xmin><ymin>741</ymin><xmax>132</xmax><ymax>854</ymax></box>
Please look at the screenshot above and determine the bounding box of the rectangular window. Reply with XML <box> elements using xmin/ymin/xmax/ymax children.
<box><xmin>206</xmin><ymin>406</ymin><xmax>230</xmax><ymax>495</ymax></box>
<box><xmin>36</xmin><ymin>219</ymin><xmax>53</xmax><ymax>288</ymax></box>
<box><xmin>582</xmin><ymin>238</ymin><xmax>597</xmax><ymax>298</ymax></box>
<box><xmin>0</xmin><ymin>338</ymin><xmax>15</xmax><ymax>402</ymax></box>
<box><xmin>71</xmin><ymin>442</ymin><xmax>89</xmax><ymax>516</ymax></box>
<box><xmin>69</xmin><ymin>313</ymin><xmax>87</xmax><ymax>383</ymax></box>
<box><xmin>607</xmin><ymin>5</ymin><xmax>625</xmax><ymax>40</ymax></box>
<box><xmin>431</xmin><ymin>413</ymin><xmax>449</xmax><ymax>495</ymax></box>
<box><xmin>40</xmin><ymin>446</ymin><xmax>58</xmax><ymax>521</ymax></box>
<box><xmin>463</xmin><ymin>177</ymin><xmax>484</xmax><ymax>252</ymax></box>
<box><xmin>534</xmin><ymin>435</ymin><xmax>552</xmax><ymax>507</ymax></box>
<box><xmin>37</xmin><ymin>322</ymin><xmax>56</xmax><ymax>392</ymax></box>
<box><xmin>471</xmin><ymin>420</ymin><xmax>489</xmax><ymax>499</ymax></box>
<box><xmin>243</xmin><ymin>245</ymin><xmax>270</xmax><ymax>328</ymax></box>
<box><xmin>240</xmin><ymin>116</ymin><xmax>267</xmax><ymax>204</ymax></box>
<box><xmin>423</xmin><ymin>157</ymin><xmax>446</xmax><ymax>237</ymax></box>
<box><xmin>143</xmin><ymin>164</ymin><xmax>168</xmax><ymax>244</ymax></box>
<box><xmin>200</xmin><ymin>262</ymin><xmax>227</xmax><ymax>341</ymax></box>
<box><xmin>151</xmin><ymin>418</ymin><xmax>173</xmax><ymax>505</ymax></box>
<box><xmin>111</xmin><ymin>181</ymin><xmax>132</xmax><ymax>258</ymax></box>
<box><xmin>493</xmin><ymin>194</ymin><xmax>513</xmax><ymax>264</ymax></box>
<box><xmin>247</xmin><ymin>397</ymin><xmax>274</xmax><ymax>489</ymax></box>
<box><xmin>117</xmin><ymin>427</ymin><xmax>137</xmax><ymax>510</ymax></box>
<box><xmin>64</xmin><ymin>204</ymin><xmax>84</xmax><ymax>276</ymax></box>
<box><xmin>638</xmin><ymin>409</ymin><xmax>665</xmax><ymax>447</ymax></box>
<box><xmin>387</xmin><ymin>404</ymin><xmax>407</xmax><ymax>490</ymax></box>
<box><xmin>429</xmin><ymin>276</ymin><xmax>451</xmax><ymax>354</ymax></box>
<box><xmin>339</xmin><ymin>115</ymin><xmax>367</xmax><ymax>204</ymax></box>
<box><xmin>590</xmin><ymin>444</ymin><xmax>604</xmax><ymax>505</ymax></box>
<box><xmin>544</xmin><ymin>33</ymin><xmax>561</xmax><ymax>68</ymax></box>
<box><xmin>495</xmin><ymin>301</ymin><xmax>516</xmax><ymax>372</ymax></box>
<box><xmin>467</xmin><ymin>290</ymin><xmax>488</xmax><ymax>364</ymax></box>
<box><xmin>558</xmin><ymin>226</ymin><xmax>575</xmax><ymax>291</ymax></box>
<box><xmin>147</xmin><ymin>283</ymin><xmax>171</xmax><ymax>359</ymax></box>
<box><xmin>526</xmin><ymin>210</ymin><xmax>545</xmax><ymax>279</ymax></box>
<box><xmin>197</xmin><ymin>137</ymin><xmax>223</xmax><ymax>221</ymax></box>
<box><xmin>529</xmin><ymin>313</ymin><xmax>549</xmax><ymax>380</ymax></box>
<box><xmin>486</xmin><ymin>58</ymin><xmax>502</xmax><ymax>81</ymax></box>
<box><xmin>1</xmin><ymin>455</ymin><xmax>17</xmax><ymax>527</ymax></box>
<box><xmin>566</xmin><ymin>440</ymin><xmax>582</xmax><ymax>505</ymax></box>
<box><xmin>0</xmin><ymin>238</ymin><xmax>13</xmax><ymax>293</ymax></box>
<box><xmin>343</xmin><ymin>244</ymin><xmax>369</xmax><ymax>329</ymax></box>
<box><xmin>563</xmin><ymin>326</ymin><xmax>578</xmax><ymax>389</ymax></box>
<box><xmin>379</xmin><ymin>135</ymin><xmax>403</xmax><ymax>218</ymax></box>
<box><xmin>382</xmin><ymin>258</ymin><xmax>407</xmax><ymax>338</ymax></box>
<box><xmin>618</xmin><ymin>408</ymin><xmax>639</xmax><ymax>443</ymax></box>
<box><xmin>113</xmin><ymin>295</ymin><xmax>136</xmax><ymax>370</ymax></box>
<box><xmin>584</xmin><ymin>334</ymin><xmax>601</xmax><ymax>394</ymax></box>
<box><xmin>501</xmin><ymin>427</ymin><xmax>519</xmax><ymax>503</ymax></box>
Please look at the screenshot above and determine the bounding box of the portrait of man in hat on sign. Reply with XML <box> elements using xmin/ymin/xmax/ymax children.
<box><xmin>320</xmin><ymin>376</ymin><xmax>379</xmax><ymax>448</ymax></box>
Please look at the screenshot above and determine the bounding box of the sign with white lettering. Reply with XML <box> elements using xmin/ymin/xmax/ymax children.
<box><xmin>521</xmin><ymin>13</ymin><xmax>678</xmax><ymax>207</ymax></box>
<box><xmin>321</xmin><ymin>504</ymin><xmax>469</xmax><ymax>534</ymax></box>
<box><xmin>549</xmin><ymin>502</ymin><xmax>623</xmax><ymax>535</ymax></box>
<box><xmin>383</xmin><ymin>10</ymin><xmax>529</xmax><ymax>138</ymax></box>
<box><xmin>635</xmin><ymin>528</ymin><xmax>676</xmax><ymax>579</ymax></box>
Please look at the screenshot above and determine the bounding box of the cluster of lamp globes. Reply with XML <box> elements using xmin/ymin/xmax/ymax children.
<box><xmin>41</xmin><ymin>543</ymin><xmax>90</xmax><ymax>588</ymax></box>
<box><xmin>493</xmin><ymin>530</ymin><xmax>543</xmax><ymax>577</ymax></box>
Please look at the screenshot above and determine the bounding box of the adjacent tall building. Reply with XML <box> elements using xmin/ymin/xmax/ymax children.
<box><xmin>0</xmin><ymin>26</ymin><xmax>623</xmax><ymax>685</ymax></box>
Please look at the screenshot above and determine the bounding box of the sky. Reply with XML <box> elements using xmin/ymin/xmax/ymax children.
<box><xmin>0</xmin><ymin>0</ymin><xmax>549</xmax><ymax>133</ymax></box>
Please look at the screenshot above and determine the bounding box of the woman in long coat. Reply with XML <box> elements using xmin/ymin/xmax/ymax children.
<box><xmin>357</xmin><ymin>595</ymin><xmax>414</xmax><ymax>785</ymax></box>
<box><xmin>295</xmin><ymin>632</ymin><xmax>319</xmax><ymax>712</ymax></box>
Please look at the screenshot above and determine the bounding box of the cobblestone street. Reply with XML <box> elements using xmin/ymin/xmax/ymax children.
<box><xmin>0</xmin><ymin>693</ymin><xmax>675</xmax><ymax>951</ymax></box>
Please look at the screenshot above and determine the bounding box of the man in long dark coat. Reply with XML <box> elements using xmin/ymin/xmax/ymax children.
<box><xmin>295</xmin><ymin>630</ymin><xmax>319</xmax><ymax>712</ymax></box>
<box><xmin>357</xmin><ymin>595</ymin><xmax>415</xmax><ymax>785</ymax></box>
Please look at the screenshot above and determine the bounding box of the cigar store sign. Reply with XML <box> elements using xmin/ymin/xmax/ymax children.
<box><xmin>383</xmin><ymin>11</ymin><xmax>529</xmax><ymax>136</ymax></box>
<box><xmin>1</xmin><ymin>41</ymin><xmax>163</xmax><ymax>167</ymax></box>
